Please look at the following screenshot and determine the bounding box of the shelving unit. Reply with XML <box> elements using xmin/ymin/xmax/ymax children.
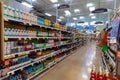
<box><xmin>100</xmin><ymin>7</ymin><xmax>120</xmax><ymax>79</ymax></box>
<box><xmin>0</xmin><ymin>2</ymin><xmax>87</xmax><ymax>80</ymax></box>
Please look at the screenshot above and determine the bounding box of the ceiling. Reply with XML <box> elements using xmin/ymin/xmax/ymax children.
<box><xmin>2</xmin><ymin>0</ymin><xmax>120</xmax><ymax>26</ymax></box>
<box><xmin>25</xmin><ymin>0</ymin><xmax>120</xmax><ymax>25</ymax></box>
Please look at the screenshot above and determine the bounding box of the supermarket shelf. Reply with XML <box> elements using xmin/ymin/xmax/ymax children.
<box><xmin>102</xmin><ymin>49</ymin><xmax>116</xmax><ymax>67</ymax></box>
<box><xmin>4</xmin><ymin>18</ymin><xmax>73</xmax><ymax>34</ymax></box>
<box><xmin>27</xmin><ymin>47</ymin><xmax>76</xmax><ymax>80</ymax></box>
<box><xmin>4</xmin><ymin>41</ymin><xmax>78</xmax><ymax>59</ymax></box>
<box><xmin>0</xmin><ymin>75</ymin><xmax>9</xmax><ymax>80</ymax></box>
<box><xmin>101</xmin><ymin>51</ymin><xmax>109</xmax><ymax>71</ymax></box>
<box><xmin>7</xmin><ymin>45</ymin><xmax>78</xmax><ymax>76</ymax></box>
<box><xmin>9</xmin><ymin>61</ymin><xmax>32</xmax><ymax>71</ymax></box>
<box><xmin>4</xmin><ymin>36</ymin><xmax>72</xmax><ymax>40</ymax></box>
<box><xmin>27</xmin><ymin>67</ymin><xmax>48</xmax><ymax>80</ymax></box>
<box><xmin>104</xmin><ymin>51</ymin><xmax>116</xmax><ymax>67</ymax></box>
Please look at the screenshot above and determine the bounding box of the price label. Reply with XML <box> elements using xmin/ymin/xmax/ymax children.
<box><xmin>4</xmin><ymin>17</ymin><xmax>8</xmax><ymax>21</ymax></box>
<box><xmin>20</xmin><ymin>68</ymin><xmax>23</xmax><ymax>71</ymax></box>
<box><xmin>29</xmin><ymin>38</ymin><xmax>31</xmax><ymax>40</ymax></box>
<box><xmin>11</xmin><ymin>71</ymin><xmax>15</xmax><ymax>75</ymax></box>
<box><xmin>18</xmin><ymin>38</ymin><xmax>21</xmax><ymax>40</ymax></box>
<box><xmin>37</xmin><ymin>38</ymin><xmax>39</xmax><ymax>40</ymax></box>
<box><xmin>24</xmin><ymin>38</ymin><xmax>27</xmax><ymax>40</ymax></box>
<box><xmin>35</xmin><ymin>50</ymin><xmax>37</xmax><ymax>52</ymax></box>
<box><xmin>4</xmin><ymin>37</ymin><xmax>8</xmax><ymax>41</ymax></box>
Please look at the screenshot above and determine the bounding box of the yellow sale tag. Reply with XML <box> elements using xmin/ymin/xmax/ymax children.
<box><xmin>4</xmin><ymin>37</ymin><xmax>8</xmax><ymax>41</ymax></box>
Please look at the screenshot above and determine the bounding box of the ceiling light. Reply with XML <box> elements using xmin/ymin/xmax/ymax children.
<box><xmin>59</xmin><ymin>16</ymin><xmax>64</xmax><ymax>19</ymax></box>
<box><xmin>91</xmin><ymin>16</ymin><xmax>96</xmax><ymax>19</ymax></box>
<box><xmin>21</xmin><ymin>2</ymin><xmax>33</xmax><ymax>8</ymax></box>
<box><xmin>73</xmin><ymin>17</ymin><xmax>77</xmax><ymax>20</ymax></box>
<box><xmin>90</xmin><ymin>21</ymin><xmax>96</xmax><ymax>25</ymax></box>
<box><xmin>89</xmin><ymin>6</ymin><xmax>95</xmax><ymax>11</ymax></box>
<box><xmin>64</xmin><ymin>10</ymin><xmax>71</xmax><ymax>16</ymax></box>
<box><xmin>57</xmin><ymin>19</ymin><xmax>62</xmax><ymax>21</ymax></box>
<box><xmin>87</xmin><ymin>3</ymin><xmax>94</xmax><ymax>7</ymax></box>
<box><xmin>50</xmin><ymin>0</ymin><xmax>58</xmax><ymax>3</ymax></box>
<box><xmin>54</xmin><ymin>3</ymin><xmax>60</xmax><ymax>7</ymax></box>
<box><xmin>74</xmin><ymin>9</ymin><xmax>80</xmax><ymax>13</ymax></box>
<box><xmin>45</xmin><ymin>13</ymin><xmax>52</xmax><ymax>16</ymax></box>
<box><xmin>32</xmin><ymin>0</ymin><xmax>36</xmax><ymax>2</ymax></box>
<box><xmin>80</xmin><ymin>16</ymin><xmax>84</xmax><ymax>19</ymax></box>
<box><xmin>64</xmin><ymin>10</ymin><xmax>71</xmax><ymax>14</ymax></box>
<box><xmin>84</xmin><ymin>22</ymin><xmax>89</xmax><ymax>25</ymax></box>
<box><xmin>89</xmin><ymin>13</ymin><xmax>94</xmax><ymax>16</ymax></box>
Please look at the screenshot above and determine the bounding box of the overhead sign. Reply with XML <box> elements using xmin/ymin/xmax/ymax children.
<box><xmin>57</xmin><ymin>4</ymin><xmax>70</xmax><ymax>9</ymax></box>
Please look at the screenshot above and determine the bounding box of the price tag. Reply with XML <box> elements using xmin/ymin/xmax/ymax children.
<box><xmin>4</xmin><ymin>17</ymin><xmax>8</xmax><ymax>21</ymax></box>
<box><xmin>11</xmin><ymin>71</ymin><xmax>15</xmax><ymax>75</ymax></box>
<box><xmin>18</xmin><ymin>38</ymin><xmax>21</xmax><ymax>40</ymax></box>
<box><xmin>37</xmin><ymin>38</ymin><xmax>39</xmax><ymax>40</ymax></box>
<box><xmin>20</xmin><ymin>68</ymin><xmax>23</xmax><ymax>71</ymax></box>
<box><xmin>37</xmin><ymin>61</ymin><xmax>39</xmax><ymax>64</ymax></box>
<box><xmin>35</xmin><ymin>50</ymin><xmax>37</xmax><ymax>52</ymax></box>
<box><xmin>4</xmin><ymin>37</ymin><xmax>8</xmax><ymax>41</ymax></box>
<box><xmin>29</xmin><ymin>38</ymin><xmax>31</xmax><ymax>40</ymax></box>
<box><xmin>24</xmin><ymin>38</ymin><xmax>27</xmax><ymax>40</ymax></box>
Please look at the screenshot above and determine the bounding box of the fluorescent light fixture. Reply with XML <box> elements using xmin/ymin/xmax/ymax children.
<box><xmin>57</xmin><ymin>19</ymin><xmax>62</xmax><ymax>21</ymax></box>
<box><xmin>89</xmin><ymin>6</ymin><xmax>95</xmax><ymax>11</ymax></box>
<box><xmin>89</xmin><ymin>13</ymin><xmax>94</xmax><ymax>16</ymax></box>
<box><xmin>32</xmin><ymin>0</ymin><xmax>36</xmax><ymax>2</ymax></box>
<box><xmin>59</xmin><ymin>16</ymin><xmax>64</xmax><ymax>19</ymax></box>
<box><xmin>74</xmin><ymin>9</ymin><xmax>80</xmax><ymax>13</ymax></box>
<box><xmin>87</xmin><ymin>3</ymin><xmax>94</xmax><ymax>7</ymax></box>
<box><xmin>90</xmin><ymin>21</ymin><xmax>96</xmax><ymax>25</ymax></box>
<box><xmin>54</xmin><ymin>3</ymin><xmax>60</xmax><ymax>7</ymax></box>
<box><xmin>64</xmin><ymin>10</ymin><xmax>71</xmax><ymax>16</ymax></box>
<box><xmin>45</xmin><ymin>13</ymin><xmax>52</xmax><ymax>16</ymax></box>
<box><xmin>50</xmin><ymin>0</ymin><xmax>58</xmax><ymax>3</ymax></box>
<box><xmin>71</xmin><ymin>23</ymin><xmax>75</xmax><ymax>26</ymax></box>
<box><xmin>22</xmin><ymin>2</ymin><xmax>33</xmax><ymax>8</ymax></box>
<box><xmin>80</xmin><ymin>16</ymin><xmax>84</xmax><ymax>19</ymax></box>
<box><xmin>91</xmin><ymin>16</ymin><xmax>96</xmax><ymax>19</ymax></box>
<box><xmin>84</xmin><ymin>22</ymin><xmax>89</xmax><ymax>25</ymax></box>
<box><xmin>64</xmin><ymin>10</ymin><xmax>71</xmax><ymax>15</ymax></box>
<box><xmin>73</xmin><ymin>17</ymin><xmax>77</xmax><ymax>20</ymax></box>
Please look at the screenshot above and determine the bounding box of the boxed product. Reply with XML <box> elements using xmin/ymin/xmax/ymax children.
<box><xmin>37</xmin><ymin>17</ymin><xmax>44</xmax><ymax>25</ymax></box>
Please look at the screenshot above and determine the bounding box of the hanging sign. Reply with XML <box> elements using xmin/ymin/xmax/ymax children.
<box><xmin>57</xmin><ymin>4</ymin><xmax>70</xmax><ymax>9</ymax></box>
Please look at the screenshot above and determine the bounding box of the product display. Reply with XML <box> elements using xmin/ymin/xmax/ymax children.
<box><xmin>0</xmin><ymin>2</ymin><xmax>88</xmax><ymax>80</ymax></box>
<box><xmin>0</xmin><ymin>0</ymin><xmax>119</xmax><ymax>80</ymax></box>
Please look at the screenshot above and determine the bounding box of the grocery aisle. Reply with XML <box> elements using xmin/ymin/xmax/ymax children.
<box><xmin>36</xmin><ymin>41</ymin><xmax>102</xmax><ymax>80</ymax></box>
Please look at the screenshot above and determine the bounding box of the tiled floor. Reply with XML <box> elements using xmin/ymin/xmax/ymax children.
<box><xmin>36</xmin><ymin>41</ymin><xmax>102</xmax><ymax>80</ymax></box>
